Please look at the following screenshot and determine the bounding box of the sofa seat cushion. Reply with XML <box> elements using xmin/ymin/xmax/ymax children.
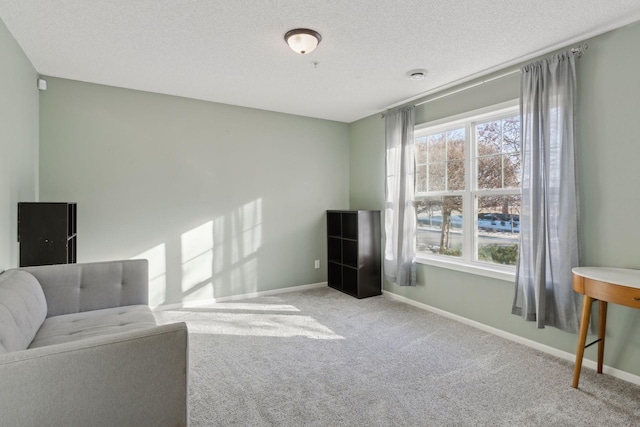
<box><xmin>0</xmin><ymin>270</ymin><xmax>47</xmax><ymax>354</ymax></box>
<box><xmin>29</xmin><ymin>305</ymin><xmax>157</xmax><ymax>349</ymax></box>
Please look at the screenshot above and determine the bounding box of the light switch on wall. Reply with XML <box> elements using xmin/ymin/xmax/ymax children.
<box><xmin>314</xmin><ymin>260</ymin><xmax>320</xmax><ymax>269</ymax></box>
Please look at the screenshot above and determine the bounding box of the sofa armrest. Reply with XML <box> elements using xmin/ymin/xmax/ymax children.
<box><xmin>0</xmin><ymin>322</ymin><xmax>188</xmax><ymax>427</ymax></box>
<box><xmin>20</xmin><ymin>259</ymin><xmax>149</xmax><ymax>317</ymax></box>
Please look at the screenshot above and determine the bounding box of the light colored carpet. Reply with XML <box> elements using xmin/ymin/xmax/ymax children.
<box><xmin>155</xmin><ymin>287</ymin><xmax>640</xmax><ymax>426</ymax></box>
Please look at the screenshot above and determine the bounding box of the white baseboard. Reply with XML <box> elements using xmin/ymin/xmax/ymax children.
<box><xmin>383</xmin><ymin>290</ymin><xmax>640</xmax><ymax>386</ymax></box>
<box><xmin>153</xmin><ymin>281</ymin><xmax>327</xmax><ymax>311</ymax></box>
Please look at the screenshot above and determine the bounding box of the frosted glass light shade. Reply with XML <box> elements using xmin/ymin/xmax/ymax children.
<box><xmin>284</xmin><ymin>29</ymin><xmax>321</xmax><ymax>55</ymax></box>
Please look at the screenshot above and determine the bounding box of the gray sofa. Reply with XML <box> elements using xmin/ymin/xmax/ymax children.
<box><xmin>0</xmin><ymin>259</ymin><xmax>188</xmax><ymax>426</ymax></box>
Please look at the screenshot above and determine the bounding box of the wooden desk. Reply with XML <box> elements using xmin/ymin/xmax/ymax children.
<box><xmin>572</xmin><ymin>267</ymin><xmax>640</xmax><ymax>388</ymax></box>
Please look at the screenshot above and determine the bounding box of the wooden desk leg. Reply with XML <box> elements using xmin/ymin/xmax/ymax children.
<box><xmin>597</xmin><ymin>300</ymin><xmax>607</xmax><ymax>374</ymax></box>
<box><xmin>572</xmin><ymin>295</ymin><xmax>593</xmax><ymax>388</ymax></box>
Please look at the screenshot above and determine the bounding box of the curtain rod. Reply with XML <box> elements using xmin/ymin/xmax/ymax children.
<box><xmin>414</xmin><ymin>69</ymin><xmax>519</xmax><ymax>107</ymax></box>
<box><xmin>383</xmin><ymin>42</ymin><xmax>588</xmax><ymax>115</ymax></box>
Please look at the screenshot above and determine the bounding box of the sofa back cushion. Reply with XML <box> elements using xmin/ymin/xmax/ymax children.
<box><xmin>22</xmin><ymin>259</ymin><xmax>148</xmax><ymax>317</ymax></box>
<box><xmin>0</xmin><ymin>270</ymin><xmax>47</xmax><ymax>353</ymax></box>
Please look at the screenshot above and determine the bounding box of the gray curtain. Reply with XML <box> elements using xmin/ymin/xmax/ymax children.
<box><xmin>384</xmin><ymin>105</ymin><xmax>416</xmax><ymax>286</ymax></box>
<box><xmin>512</xmin><ymin>50</ymin><xmax>582</xmax><ymax>333</ymax></box>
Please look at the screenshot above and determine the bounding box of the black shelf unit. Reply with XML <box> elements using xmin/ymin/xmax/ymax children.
<box><xmin>327</xmin><ymin>210</ymin><xmax>381</xmax><ymax>299</ymax></box>
<box><xmin>18</xmin><ymin>202</ymin><xmax>77</xmax><ymax>267</ymax></box>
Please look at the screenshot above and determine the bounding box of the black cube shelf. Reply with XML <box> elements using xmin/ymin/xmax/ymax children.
<box><xmin>326</xmin><ymin>210</ymin><xmax>381</xmax><ymax>299</ymax></box>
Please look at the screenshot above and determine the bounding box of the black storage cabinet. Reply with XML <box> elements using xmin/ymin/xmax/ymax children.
<box><xmin>18</xmin><ymin>202</ymin><xmax>77</xmax><ymax>267</ymax></box>
<box><xmin>327</xmin><ymin>210</ymin><xmax>381</xmax><ymax>298</ymax></box>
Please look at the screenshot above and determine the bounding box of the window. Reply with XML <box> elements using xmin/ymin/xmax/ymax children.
<box><xmin>414</xmin><ymin>101</ymin><xmax>521</xmax><ymax>274</ymax></box>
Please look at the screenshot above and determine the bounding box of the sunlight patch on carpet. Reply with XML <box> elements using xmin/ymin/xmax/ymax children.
<box><xmin>156</xmin><ymin>302</ymin><xmax>343</xmax><ymax>339</ymax></box>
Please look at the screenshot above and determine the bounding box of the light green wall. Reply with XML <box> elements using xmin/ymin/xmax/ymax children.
<box><xmin>349</xmin><ymin>113</ymin><xmax>384</xmax><ymax>210</ymax></box>
<box><xmin>39</xmin><ymin>78</ymin><xmax>349</xmax><ymax>306</ymax></box>
<box><xmin>349</xmin><ymin>21</ymin><xmax>640</xmax><ymax>377</ymax></box>
<box><xmin>0</xmin><ymin>18</ymin><xmax>39</xmax><ymax>270</ymax></box>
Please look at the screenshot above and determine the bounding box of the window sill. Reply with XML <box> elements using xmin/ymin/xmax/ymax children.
<box><xmin>416</xmin><ymin>253</ymin><xmax>516</xmax><ymax>282</ymax></box>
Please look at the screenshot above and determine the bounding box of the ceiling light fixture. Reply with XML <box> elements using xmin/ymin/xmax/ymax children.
<box><xmin>284</xmin><ymin>28</ymin><xmax>322</xmax><ymax>55</ymax></box>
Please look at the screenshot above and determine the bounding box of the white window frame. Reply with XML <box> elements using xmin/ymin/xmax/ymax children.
<box><xmin>414</xmin><ymin>99</ymin><xmax>520</xmax><ymax>282</ymax></box>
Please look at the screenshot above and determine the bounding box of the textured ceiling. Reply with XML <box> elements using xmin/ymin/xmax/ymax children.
<box><xmin>2</xmin><ymin>1</ymin><xmax>640</xmax><ymax>123</ymax></box>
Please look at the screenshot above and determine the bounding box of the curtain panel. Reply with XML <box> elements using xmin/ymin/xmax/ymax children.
<box><xmin>512</xmin><ymin>50</ymin><xmax>582</xmax><ymax>333</ymax></box>
<box><xmin>384</xmin><ymin>106</ymin><xmax>416</xmax><ymax>286</ymax></box>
